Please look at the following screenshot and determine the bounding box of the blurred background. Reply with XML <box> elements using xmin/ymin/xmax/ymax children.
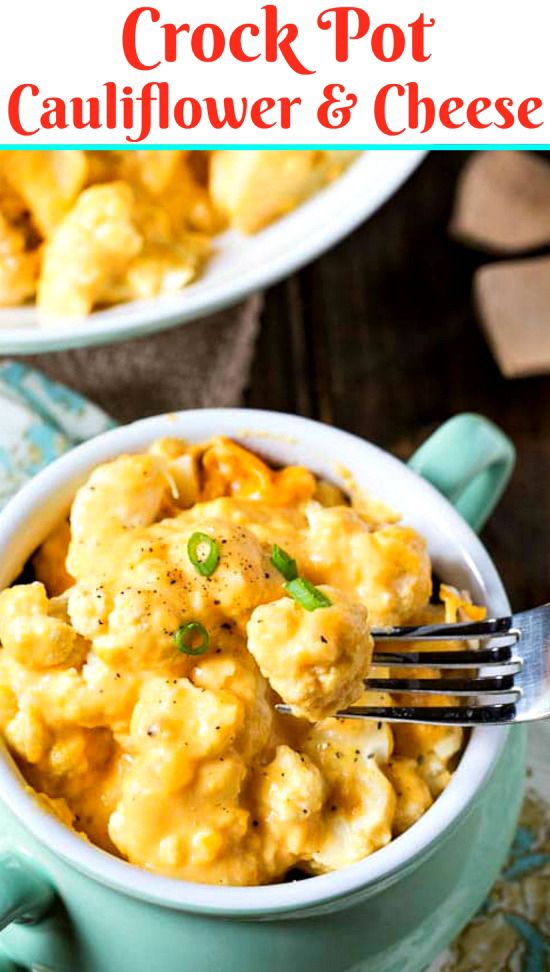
<box><xmin>246</xmin><ymin>152</ymin><xmax>550</xmax><ymax>612</ymax></box>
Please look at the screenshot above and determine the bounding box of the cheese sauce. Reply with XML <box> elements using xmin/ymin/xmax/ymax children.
<box><xmin>0</xmin><ymin>437</ymin><xmax>481</xmax><ymax>886</ymax></box>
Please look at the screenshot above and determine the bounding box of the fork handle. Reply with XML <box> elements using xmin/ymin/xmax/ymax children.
<box><xmin>408</xmin><ymin>414</ymin><xmax>516</xmax><ymax>533</ymax></box>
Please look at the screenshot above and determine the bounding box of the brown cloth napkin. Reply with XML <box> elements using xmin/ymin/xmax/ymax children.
<box><xmin>11</xmin><ymin>295</ymin><xmax>263</xmax><ymax>424</ymax></box>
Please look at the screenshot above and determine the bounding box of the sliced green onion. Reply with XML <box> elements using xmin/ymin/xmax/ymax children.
<box><xmin>187</xmin><ymin>532</ymin><xmax>220</xmax><ymax>577</ymax></box>
<box><xmin>174</xmin><ymin>621</ymin><xmax>210</xmax><ymax>656</ymax></box>
<box><xmin>271</xmin><ymin>544</ymin><xmax>298</xmax><ymax>582</ymax></box>
<box><xmin>284</xmin><ymin>578</ymin><xmax>332</xmax><ymax>612</ymax></box>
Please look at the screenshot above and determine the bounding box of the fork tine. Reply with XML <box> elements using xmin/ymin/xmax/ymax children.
<box><xmin>323</xmin><ymin>702</ymin><xmax>518</xmax><ymax>726</ymax></box>
<box><xmin>274</xmin><ymin>702</ymin><xmax>518</xmax><ymax>725</ymax></box>
<box><xmin>371</xmin><ymin>616</ymin><xmax>518</xmax><ymax>642</ymax></box>
<box><xmin>275</xmin><ymin>605</ymin><xmax>550</xmax><ymax>726</ymax></box>
<box><xmin>364</xmin><ymin>673</ymin><xmax>519</xmax><ymax>695</ymax></box>
<box><xmin>372</xmin><ymin>643</ymin><xmax>519</xmax><ymax>668</ymax></box>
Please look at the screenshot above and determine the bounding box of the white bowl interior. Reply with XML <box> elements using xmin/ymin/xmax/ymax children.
<box><xmin>0</xmin><ymin>409</ymin><xmax>509</xmax><ymax>915</ymax></box>
<box><xmin>0</xmin><ymin>152</ymin><xmax>425</xmax><ymax>353</ymax></box>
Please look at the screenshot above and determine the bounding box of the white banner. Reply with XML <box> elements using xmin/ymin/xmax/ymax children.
<box><xmin>0</xmin><ymin>0</ymin><xmax>548</xmax><ymax>146</ymax></box>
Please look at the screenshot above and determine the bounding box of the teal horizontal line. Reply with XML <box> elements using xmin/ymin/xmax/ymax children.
<box><xmin>0</xmin><ymin>143</ymin><xmax>548</xmax><ymax>151</ymax></box>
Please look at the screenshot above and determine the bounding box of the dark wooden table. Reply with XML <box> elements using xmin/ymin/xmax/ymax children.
<box><xmin>247</xmin><ymin>151</ymin><xmax>550</xmax><ymax>612</ymax></box>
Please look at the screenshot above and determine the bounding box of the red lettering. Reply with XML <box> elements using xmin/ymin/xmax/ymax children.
<box><xmin>406</xmin><ymin>82</ymin><xmax>435</xmax><ymax>133</ymax></box>
<box><xmin>229</xmin><ymin>24</ymin><xmax>261</xmax><ymax>61</ymax></box>
<box><xmin>127</xmin><ymin>83</ymin><xmax>153</xmax><ymax>142</ymax></box>
<box><xmin>104</xmin><ymin>82</ymin><xmax>118</xmax><ymax>128</ymax></box>
<box><xmin>71</xmin><ymin>97</ymin><xmax>101</xmax><ymax>130</ymax></box>
<box><xmin>408</xmin><ymin>14</ymin><xmax>435</xmax><ymax>62</ymax></box>
<box><xmin>318</xmin><ymin>6</ymin><xmax>370</xmax><ymax>61</ymax></box>
<box><xmin>371</xmin><ymin>24</ymin><xmax>405</xmax><ymax>62</ymax></box>
<box><xmin>466</xmin><ymin>97</ymin><xmax>492</xmax><ymax>129</ymax></box>
<box><xmin>191</xmin><ymin>24</ymin><xmax>225</xmax><ymax>62</ymax></box>
<box><xmin>439</xmin><ymin>97</ymin><xmax>465</xmax><ymax>129</ymax></box>
<box><xmin>374</xmin><ymin>87</ymin><xmax>542</xmax><ymax>136</ymax></box>
<box><xmin>279</xmin><ymin>97</ymin><xmax>301</xmax><ymax>128</ymax></box>
<box><xmin>318</xmin><ymin>83</ymin><xmax>357</xmax><ymax>128</ymax></box>
<box><xmin>205</xmin><ymin>98</ymin><xmax>248</xmax><ymax>129</ymax></box>
<box><xmin>8</xmin><ymin>84</ymin><xmax>39</xmax><ymax>136</ymax></box>
<box><xmin>163</xmin><ymin>23</ymin><xmax>190</xmax><ymax>63</ymax></box>
<box><xmin>250</xmin><ymin>98</ymin><xmax>277</xmax><ymax>129</ymax></box>
<box><xmin>121</xmin><ymin>86</ymin><xmax>134</xmax><ymax>129</ymax></box>
<box><xmin>263</xmin><ymin>4</ymin><xmax>314</xmax><ymax>75</ymax></box>
<box><xmin>518</xmin><ymin>97</ymin><xmax>543</xmax><ymax>129</ymax></box>
<box><xmin>152</xmin><ymin>81</ymin><xmax>170</xmax><ymax>128</ymax></box>
<box><xmin>494</xmin><ymin>97</ymin><xmax>515</xmax><ymax>129</ymax></box>
<box><xmin>374</xmin><ymin>84</ymin><xmax>406</xmax><ymax>136</ymax></box>
<box><xmin>122</xmin><ymin>7</ymin><xmax>161</xmax><ymax>70</ymax></box>
<box><xmin>41</xmin><ymin>97</ymin><xmax>68</xmax><ymax>130</ymax></box>
<box><xmin>174</xmin><ymin>97</ymin><xmax>202</xmax><ymax>129</ymax></box>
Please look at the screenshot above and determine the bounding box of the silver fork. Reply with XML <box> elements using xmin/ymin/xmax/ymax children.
<box><xmin>276</xmin><ymin>604</ymin><xmax>550</xmax><ymax>726</ymax></box>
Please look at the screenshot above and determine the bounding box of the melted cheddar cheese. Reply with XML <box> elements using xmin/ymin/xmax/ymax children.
<box><xmin>0</xmin><ymin>437</ymin><xmax>480</xmax><ymax>886</ymax></box>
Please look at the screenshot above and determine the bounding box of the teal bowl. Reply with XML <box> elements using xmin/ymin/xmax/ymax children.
<box><xmin>0</xmin><ymin>409</ymin><xmax>523</xmax><ymax>972</ymax></box>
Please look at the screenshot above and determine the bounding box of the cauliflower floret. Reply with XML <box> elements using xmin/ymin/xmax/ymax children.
<box><xmin>210</xmin><ymin>150</ymin><xmax>353</xmax><ymax>233</ymax></box>
<box><xmin>115</xmin><ymin>150</ymin><xmax>185</xmax><ymax>197</ymax></box>
<box><xmin>0</xmin><ymin>167</ymin><xmax>30</xmax><ymax>225</ymax></box>
<box><xmin>73</xmin><ymin>510</ymin><xmax>281</xmax><ymax>670</ymax></box>
<box><xmin>187</xmin><ymin>496</ymin><xmax>308</xmax><ymax>561</ymax></box>
<box><xmin>257</xmin><ymin>745</ymin><xmax>326</xmax><ymax>823</ymax></box>
<box><xmin>160</xmin><ymin>517</ymin><xmax>282</xmax><ymax>624</ymax></box>
<box><xmin>67</xmin><ymin>453</ymin><xmax>173</xmax><ymax>579</ymax></box>
<box><xmin>0</xmin><ymin>212</ymin><xmax>38</xmax><ymax>307</ymax></box>
<box><xmin>252</xmin><ymin>745</ymin><xmax>327</xmax><ymax>871</ymax></box>
<box><xmin>117</xmin><ymin>150</ymin><xmax>221</xmax><ymax>234</ymax></box>
<box><xmin>67</xmin><ymin>582</ymin><xmax>111</xmax><ymax>641</ymax></box>
<box><xmin>0</xmin><ymin>248</ymin><xmax>38</xmax><ymax>307</ymax></box>
<box><xmin>42</xmin><ymin>725</ymin><xmax>113</xmax><ymax>783</ymax></box>
<box><xmin>128</xmin><ymin>676</ymin><xmax>244</xmax><ymax>790</ymax></box>
<box><xmin>100</xmin><ymin>239</ymin><xmax>209</xmax><ymax>304</ymax></box>
<box><xmin>109</xmin><ymin>677</ymin><xmax>259</xmax><ymax>884</ymax></box>
<box><xmin>305</xmin><ymin>505</ymin><xmax>432</xmax><ymax>625</ymax></box>
<box><xmin>302</xmin><ymin>715</ymin><xmax>395</xmax><ymax>872</ymax></box>
<box><xmin>24</xmin><ymin>723</ymin><xmax>119</xmax><ymax>853</ymax></box>
<box><xmin>5</xmin><ymin>706</ymin><xmax>51</xmax><ymax>764</ymax></box>
<box><xmin>384</xmin><ymin>756</ymin><xmax>433</xmax><ymax>835</ymax></box>
<box><xmin>87</xmin><ymin>562</ymin><xmax>190</xmax><ymax>672</ymax></box>
<box><xmin>392</xmin><ymin>723</ymin><xmax>463</xmax><ymax>798</ymax></box>
<box><xmin>247</xmin><ymin>586</ymin><xmax>373</xmax><ymax>721</ymax></box>
<box><xmin>0</xmin><ymin>656</ymin><xmax>137</xmax><ymax>737</ymax></box>
<box><xmin>37</xmin><ymin>182</ymin><xmax>142</xmax><ymax>316</ymax></box>
<box><xmin>0</xmin><ymin>583</ymin><xmax>87</xmax><ymax>669</ymax></box>
<box><xmin>0</xmin><ymin>670</ymin><xmax>17</xmax><ymax>728</ymax></box>
<box><xmin>32</xmin><ymin>520</ymin><xmax>74</xmax><ymax>597</ymax></box>
<box><xmin>191</xmin><ymin>649</ymin><xmax>273</xmax><ymax>762</ymax></box>
<box><xmin>109</xmin><ymin>751</ymin><xmax>255</xmax><ymax>884</ymax></box>
<box><xmin>2</xmin><ymin>150</ymin><xmax>88</xmax><ymax>236</ymax></box>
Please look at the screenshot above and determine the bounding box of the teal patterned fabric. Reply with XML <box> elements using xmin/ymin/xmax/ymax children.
<box><xmin>0</xmin><ymin>361</ymin><xmax>115</xmax><ymax>507</ymax></box>
<box><xmin>0</xmin><ymin>364</ymin><xmax>547</xmax><ymax>971</ymax></box>
<box><xmin>432</xmin><ymin>725</ymin><xmax>550</xmax><ymax>972</ymax></box>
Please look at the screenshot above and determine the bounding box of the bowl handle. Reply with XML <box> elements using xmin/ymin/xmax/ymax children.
<box><xmin>0</xmin><ymin>851</ymin><xmax>55</xmax><ymax>935</ymax></box>
<box><xmin>0</xmin><ymin>953</ymin><xmax>20</xmax><ymax>971</ymax></box>
<box><xmin>408</xmin><ymin>413</ymin><xmax>516</xmax><ymax>534</ymax></box>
